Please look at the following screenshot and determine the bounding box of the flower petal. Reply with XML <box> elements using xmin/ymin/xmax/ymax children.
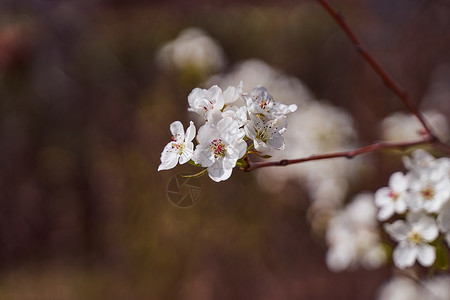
<box><xmin>377</xmin><ymin>205</ymin><xmax>394</xmax><ymax>221</ymax></box>
<box><xmin>393</xmin><ymin>243</ymin><xmax>417</xmax><ymax>269</ymax></box>
<box><xmin>208</xmin><ymin>161</ymin><xmax>232</xmax><ymax>182</ymax></box>
<box><xmin>384</xmin><ymin>220</ymin><xmax>409</xmax><ymax>242</ymax></box>
<box><xmin>170</xmin><ymin>121</ymin><xmax>185</xmax><ymax>141</ymax></box>
<box><xmin>185</xmin><ymin>121</ymin><xmax>196</xmax><ymax>143</ymax></box>
<box><xmin>416</xmin><ymin>244</ymin><xmax>435</xmax><ymax>267</ymax></box>
<box><xmin>158</xmin><ymin>143</ymin><xmax>179</xmax><ymax>171</ymax></box>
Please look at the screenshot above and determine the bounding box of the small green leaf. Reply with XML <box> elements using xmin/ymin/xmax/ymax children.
<box><xmin>181</xmin><ymin>168</ymin><xmax>208</xmax><ymax>178</ymax></box>
<box><xmin>188</xmin><ymin>160</ymin><xmax>202</xmax><ymax>167</ymax></box>
<box><xmin>435</xmin><ymin>243</ymin><xmax>448</xmax><ymax>270</ymax></box>
<box><xmin>248</xmin><ymin>151</ymin><xmax>271</xmax><ymax>159</ymax></box>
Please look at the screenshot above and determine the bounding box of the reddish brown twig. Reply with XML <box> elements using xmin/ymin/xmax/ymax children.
<box><xmin>315</xmin><ymin>0</ymin><xmax>436</xmax><ymax>140</ymax></box>
<box><xmin>245</xmin><ymin>138</ymin><xmax>432</xmax><ymax>172</ymax></box>
<box><xmin>243</xmin><ymin>0</ymin><xmax>450</xmax><ymax>172</ymax></box>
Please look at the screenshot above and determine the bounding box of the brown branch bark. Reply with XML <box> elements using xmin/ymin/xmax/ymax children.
<box><xmin>243</xmin><ymin>0</ymin><xmax>450</xmax><ymax>172</ymax></box>
<box><xmin>316</xmin><ymin>0</ymin><xmax>436</xmax><ymax>140</ymax></box>
<box><xmin>244</xmin><ymin>138</ymin><xmax>432</xmax><ymax>172</ymax></box>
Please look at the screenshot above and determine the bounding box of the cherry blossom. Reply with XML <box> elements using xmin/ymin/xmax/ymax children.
<box><xmin>188</xmin><ymin>85</ymin><xmax>224</xmax><ymax>120</ymax></box>
<box><xmin>244</xmin><ymin>114</ymin><xmax>287</xmax><ymax>154</ymax></box>
<box><xmin>374</xmin><ymin>172</ymin><xmax>409</xmax><ymax>221</ymax></box>
<box><xmin>192</xmin><ymin>117</ymin><xmax>246</xmax><ymax>182</ymax></box>
<box><xmin>384</xmin><ymin>212</ymin><xmax>438</xmax><ymax>269</ymax></box>
<box><xmin>158</xmin><ymin>121</ymin><xmax>196</xmax><ymax>171</ymax></box>
<box><xmin>243</xmin><ymin>85</ymin><xmax>297</xmax><ymax>119</ymax></box>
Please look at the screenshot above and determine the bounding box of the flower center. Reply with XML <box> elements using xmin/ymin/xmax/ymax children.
<box><xmin>256</xmin><ymin>126</ymin><xmax>271</xmax><ymax>142</ymax></box>
<box><xmin>388</xmin><ymin>189</ymin><xmax>399</xmax><ymax>202</ymax></box>
<box><xmin>209</xmin><ymin>139</ymin><xmax>226</xmax><ymax>158</ymax></box>
<box><xmin>407</xmin><ymin>230</ymin><xmax>423</xmax><ymax>245</ymax></box>
<box><xmin>254</xmin><ymin>94</ymin><xmax>273</xmax><ymax>110</ymax></box>
<box><xmin>421</xmin><ymin>185</ymin><xmax>435</xmax><ymax>200</ymax></box>
<box><xmin>171</xmin><ymin>142</ymin><xmax>186</xmax><ymax>155</ymax></box>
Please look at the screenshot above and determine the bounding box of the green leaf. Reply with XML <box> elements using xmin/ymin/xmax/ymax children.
<box><xmin>188</xmin><ymin>160</ymin><xmax>202</xmax><ymax>167</ymax></box>
<box><xmin>435</xmin><ymin>243</ymin><xmax>448</xmax><ymax>270</ymax></box>
<box><xmin>248</xmin><ymin>151</ymin><xmax>271</xmax><ymax>159</ymax></box>
<box><xmin>181</xmin><ymin>168</ymin><xmax>208</xmax><ymax>178</ymax></box>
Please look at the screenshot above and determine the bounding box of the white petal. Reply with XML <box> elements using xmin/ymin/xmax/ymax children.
<box><xmin>413</xmin><ymin>216</ymin><xmax>438</xmax><ymax>242</ymax></box>
<box><xmin>394</xmin><ymin>199</ymin><xmax>407</xmax><ymax>214</ymax></box>
<box><xmin>374</xmin><ymin>187</ymin><xmax>391</xmax><ymax>206</ymax></box>
<box><xmin>235</xmin><ymin>139</ymin><xmax>247</xmax><ymax>159</ymax></box>
<box><xmin>207</xmin><ymin>161</ymin><xmax>232</xmax><ymax>182</ymax></box>
<box><xmin>267</xmin><ymin>136</ymin><xmax>285</xmax><ymax>150</ymax></box>
<box><xmin>187</xmin><ymin>88</ymin><xmax>203</xmax><ymax>107</ymax></box>
<box><xmin>223</xmin><ymin>86</ymin><xmax>239</xmax><ymax>104</ymax></box>
<box><xmin>185</xmin><ymin>121</ymin><xmax>196</xmax><ymax>143</ymax></box>
<box><xmin>384</xmin><ymin>220</ymin><xmax>409</xmax><ymax>242</ymax></box>
<box><xmin>170</xmin><ymin>121</ymin><xmax>185</xmax><ymax>141</ymax></box>
<box><xmin>393</xmin><ymin>244</ymin><xmax>417</xmax><ymax>269</ymax></box>
<box><xmin>192</xmin><ymin>145</ymin><xmax>214</xmax><ymax>167</ymax></box>
<box><xmin>179</xmin><ymin>144</ymin><xmax>193</xmax><ymax>164</ymax></box>
<box><xmin>416</xmin><ymin>244</ymin><xmax>435</xmax><ymax>267</ymax></box>
<box><xmin>158</xmin><ymin>143</ymin><xmax>179</xmax><ymax>171</ymax></box>
<box><xmin>207</xmin><ymin>85</ymin><xmax>224</xmax><ymax>110</ymax></box>
<box><xmin>389</xmin><ymin>172</ymin><xmax>408</xmax><ymax>191</ymax></box>
<box><xmin>377</xmin><ymin>205</ymin><xmax>394</xmax><ymax>221</ymax></box>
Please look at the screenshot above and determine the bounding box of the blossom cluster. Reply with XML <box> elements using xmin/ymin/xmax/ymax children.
<box><xmin>158</xmin><ymin>83</ymin><xmax>297</xmax><ymax>182</ymax></box>
<box><xmin>375</xmin><ymin>149</ymin><xmax>450</xmax><ymax>269</ymax></box>
<box><xmin>325</xmin><ymin>193</ymin><xmax>386</xmax><ymax>272</ymax></box>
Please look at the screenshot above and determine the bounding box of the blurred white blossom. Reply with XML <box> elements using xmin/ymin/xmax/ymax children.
<box><xmin>378</xmin><ymin>275</ymin><xmax>450</xmax><ymax>300</ymax></box>
<box><xmin>156</xmin><ymin>27</ymin><xmax>226</xmax><ymax>74</ymax></box>
<box><xmin>384</xmin><ymin>212</ymin><xmax>438</xmax><ymax>269</ymax></box>
<box><xmin>377</xmin><ymin>276</ymin><xmax>421</xmax><ymax>300</ymax></box>
<box><xmin>325</xmin><ymin>193</ymin><xmax>386</xmax><ymax>272</ymax></box>
<box><xmin>381</xmin><ymin>111</ymin><xmax>448</xmax><ymax>142</ymax></box>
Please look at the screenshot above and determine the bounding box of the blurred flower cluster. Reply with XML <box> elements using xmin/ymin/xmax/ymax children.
<box><xmin>377</xmin><ymin>275</ymin><xmax>450</xmax><ymax>300</ymax></box>
<box><xmin>156</xmin><ymin>27</ymin><xmax>226</xmax><ymax>76</ymax></box>
<box><xmin>377</xmin><ymin>150</ymin><xmax>450</xmax><ymax>269</ymax></box>
<box><xmin>325</xmin><ymin>193</ymin><xmax>387</xmax><ymax>272</ymax></box>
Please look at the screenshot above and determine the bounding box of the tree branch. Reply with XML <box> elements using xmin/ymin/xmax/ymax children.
<box><xmin>243</xmin><ymin>0</ymin><xmax>450</xmax><ymax>172</ymax></box>
<box><xmin>316</xmin><ymin>0</ymin><xmax>437</xmax><ymax>141</ymax></box>
<box><xmin>244</xmin><ymin>137</ymin><xmax>432</xmax><ymax>172</ymax></box>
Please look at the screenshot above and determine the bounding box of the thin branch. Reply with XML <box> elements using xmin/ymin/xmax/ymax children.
<box><xmin>243</xmin><ymin>0</ymin><xmax>450</xmax><ymax>172</ymax></box>
<box><xmin>244</xmin><ymin>137</ymin><xmax>432</xmax><ymax>172</ymax></box>
<box><xmin>316</xmin><ymin>0</ymin><xmax>437</xmax><ymax>141</ymax></box>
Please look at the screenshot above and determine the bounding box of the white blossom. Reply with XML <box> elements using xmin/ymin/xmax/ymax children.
<box><xmin>384</xmin><ymin>212</ymin><xmax>438</xmax><ymax>269</ymax></box>
<box><xmin>244</xmin><ymin>114</ymin><xmax>287</xmax><ymax>154</ymax></box>
<box><xmin>326</xmin><ymin>193</ymin><xmax>386</xmax><ymax>271</ymax></box>
<box><xmin>158</xmin><ymin>121</ymin><xmax>196</xmax><ymax>171</ymax></box>
<box><xmin>381</xmin><ymin>111</ymin><xmax>448</xmax><ymax>142</ymax></box>
<box><xmin>188</xmin><ymin>85</ymin><xmax>224</xmax><ymax>120</ymax></box>
<box><xmin>406</xmin><ymin>165</ymin><xmax>450</xmax><ymax>213</ymax></box>
<box><xmin>377</xmin><ymin>276</ymin><xmax>421</xmax><ymax>300</ymax></box>
<box><xmin>242</xmin><ymin>85</ymin><xmax>297</xmax><ymax>119</ymax></box>
<box><xmin>374</xmin><ymin>172</ymin><xmax>409</xmax><ymax>221</ymax></box>
<box><xmin>192</xmin><ymin>117</ymin><xmax>246</xmax><ymax>182</ymax></box>
<box><xmin>156</xmin><ymin>27</ymin><xmax>225</xmax><ymax>73</ymax></box>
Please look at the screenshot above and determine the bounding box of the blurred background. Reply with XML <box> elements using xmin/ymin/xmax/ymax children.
<box><xmin>0</xmin><ymin>0</ymin><xmax>449</xmax><ymax>299</ymax></box>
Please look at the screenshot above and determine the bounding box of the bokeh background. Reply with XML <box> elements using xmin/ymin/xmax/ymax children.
<box><xmin>1</xmin><ymin>0</ymin><xmax>450</xmax><ymax>299</ymax></box>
